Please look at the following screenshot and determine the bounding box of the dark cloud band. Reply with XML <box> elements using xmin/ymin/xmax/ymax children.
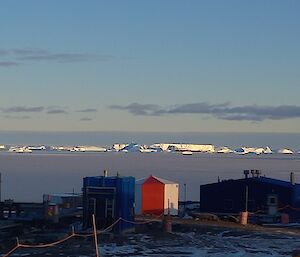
<box><xmin>46</xmin><ymin>109</ymin><xmax>68</xmax><ymax>114</ymax></box>
<box><xmin>109</xmin><ymin>102</ymin><xmax>300</xmax><ymax>121</ymax></box>
<box><xmin>0</xmin><ymin>48</ymin><xmax>112</xmax><ymax>66</ymax></box>
<box><xmin>2</xmin><ymin>106</ymin><xmax>44</xmax><ymax>113</ymax></box>
<box><xmin>77</xmin><ymin>108</ymin><xmax>98</xmax><ymax>113</ymax></box>
<box><xmin>80</xmin><ymin>117</ymin><xmax>93</xmax><ymax>121</ymax></box>
<box><xmin>0</xmin><ymin>61</ymin><xmax>19</xmax><ymax>67</ymax></box>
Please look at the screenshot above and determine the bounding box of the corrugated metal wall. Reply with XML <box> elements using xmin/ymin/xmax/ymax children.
<box><xmin>135</xmin><ymin>182</ymin><xmax>142</xmax><ymax>215</ymax></box>
<box><xmin>142</xmin><ymin>177</ymin><xmax>164</xmax><ymax>215</ymax></box>
<box><xmin>83</xmin><ymin>176</ymin><xmax>135</xmax><ymax>231</ymax></box>
<box><xmin>164</xmin><ymin>184</ymin><xmax>179</xmax><ymax>215</ymax></box>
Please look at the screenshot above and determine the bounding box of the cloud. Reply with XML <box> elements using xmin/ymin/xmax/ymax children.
<box><xmin>0</xmin><ymin>61</ymin><xmax>19</xmax><ymax>67</ymax></box>
<box><xmin>80</xmin><ymin>117</ymin><xmax>93</xmax><ymax>121</ymax></box>
<box><xmin>1</xmin><ymin>105</ymin><xmax>70</xmax><ymax>116</ymax></box>
<box><xmin>0</xmin><ymin>48</ymin><xmax>113</xmax><ymax>66</ymax></box>
<box><xmin>77</xmin><ymin>108</ymin><xmax>98</xmax><ymax>113</ymax></box>
<box><xmin>110</xmin><ymin>103</ymin><xmax>162</xmax><ymax>116</ymax></box>
<box><xmin>109</xmin><ymin>102</ymin><xmax>300</xmax><ymax>121</ymax></box>
<box><xmin>18</xmin><ymin>53</ymin><xmax>98</xmax><ymax>63</ymax></box>
<box><xmin>3</xmin><ymin>115</ymin><xmax>31</xmax><ymax>120</ymax></box>
<box><xmin>2</xmin><ymin>106</ymin><xmax>44</xmax><ymax>113</ymax></box>
<box><xmin>11</xmin><ymin>48</ymin><xmax>48</xmax><ymax>56</ymax></box>
<box><xmin>46</xmin><ymin>109</ymin><xmax>68</xmax><ymax>114</ymax></box>
<box><xmin>0</xmin><ymin>50</ymin><xmax>10</xmax><ymax>56</ymax></box>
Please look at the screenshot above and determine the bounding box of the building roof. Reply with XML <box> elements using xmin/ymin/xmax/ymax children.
<box><xmin>136</xmin><ymin>175</ymin><xmax>178</xmax><ymax>185</ymax></box>
<box><xmin>249</xmin><ymin>176</ymin><xmax>300</xmax><ymax>188</ymax></box>
<box><xmin>152</xmin><ymin>176</ymin><xmax>178</xmax><ymax>185</ymax></box>
<box><xmin>44</xmin><ymin>193</ymin><xmax>81</xmax><ymax>198</ymax></box>
<box><xmin>207</xmin><ymin>176</ymin><xmax>300</xmax><ymax>188</ymax></box>
<box><xmin>136</xmin><ymin>177</ymin><xmax>148</xmax><ymax>185</ymax></box>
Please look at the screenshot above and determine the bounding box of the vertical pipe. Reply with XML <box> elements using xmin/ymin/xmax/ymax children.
<box><xmin>245</xmin><ymin>185</ymin><xmax>248</xmax><ymax>212</ymax></box>
<box><xmin>290</xmin><ymin>172</ymin><xmax>295</xmax><ymax>185</ymax></box>
<box><xmin>184</xmin><ymin>183</ymin><xmax>186</xmax><ymax>214</ymax></box>
<box><xmin>92</xmin><ymin>214</ymin><xmax>100</xmax><ymax>257</ymax></box>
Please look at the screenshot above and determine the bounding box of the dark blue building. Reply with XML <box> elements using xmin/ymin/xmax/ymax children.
<box><xmin>83</xmin><ymin>174</ymin><xmax>135</xmax><ymax>232</ymax></box>
<box><xmin>200</xmin><ymin>171</ymin><xmax>300</xmax><ymax>220</ymax></box>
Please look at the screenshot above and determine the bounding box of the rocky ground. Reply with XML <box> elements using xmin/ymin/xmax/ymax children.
<box><xmin>1</xmin><ymin>220</ymin><xmax>300</xmax><ymax>257</ymax></box>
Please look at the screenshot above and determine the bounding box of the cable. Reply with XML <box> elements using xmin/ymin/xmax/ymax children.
<box><xmin>2</xmin><ymin>216</ymin><xmax>162</xmax><ymax>256</ymax></box>
<box><xmin>18</xmin><ymin>234</ymin><xmax>75</xmax><ymax>248</ymax></box>
<box><xmin>2</xmin><ymin>245</ymin><xmax>19</xmax><ymax>257</ymax></box>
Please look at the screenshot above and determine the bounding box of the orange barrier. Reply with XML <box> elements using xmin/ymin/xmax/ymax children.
<box><xmin>239</xmin><ymin>211</ymin><xmax>248</xmax><ymax>225</ymax></box>
<box><xmin>1</xmin><ymin>216</ymin><xmax>160</xmax><ymax>257</ymax></box>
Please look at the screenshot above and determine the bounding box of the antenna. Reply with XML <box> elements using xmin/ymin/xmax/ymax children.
<box><xmin>243</xmin><ymin>170</ymin><xmax>249</xmax><ymax>179</ymax></box>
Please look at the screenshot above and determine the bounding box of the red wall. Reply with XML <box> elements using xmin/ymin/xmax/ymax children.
<box><xmin>142</xmin><ymin>176</ymin><xmax>164</xmax><ymax>215</ymax></box>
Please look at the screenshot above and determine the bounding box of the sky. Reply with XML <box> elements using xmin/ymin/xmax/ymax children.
<box><xmin>0</xmin><ymin>0</ymin><xmax>300</xmax><ymax>133</ymax></box>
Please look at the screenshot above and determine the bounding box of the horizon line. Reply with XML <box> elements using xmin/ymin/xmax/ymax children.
<box><xmin>1</xmin><ymin>129</ymin><xmax>300</xmax><ymax>135</ymax></box>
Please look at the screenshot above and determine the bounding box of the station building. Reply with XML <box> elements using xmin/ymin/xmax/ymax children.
<box><xmin>135</xmin><ymin>175</ymin><xmax>179</xmax><ymax>216</ymax></box>
<box><xmin>83</xmin><ymin>172</ymin><xmax>135</xmax><ymax>231</ymax></box>
<box><xmin>200</xmin><ymin>170</ymin><xmax>300</xmax><ymax>220</ymax></box>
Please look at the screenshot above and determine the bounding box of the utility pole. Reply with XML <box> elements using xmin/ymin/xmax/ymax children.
<box><xmin>0</xmin><ymin>172</ymin><xmax>2</xmax><ymax>202</ymax></box>
<box><xmin>92</xmin><ymin>214</ymin><xmax>100</xmax><ymax>257</ymax></box>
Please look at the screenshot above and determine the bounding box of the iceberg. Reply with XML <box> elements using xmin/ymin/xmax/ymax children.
<box><xmin>111</xmin><ymin>144</ymin><xmax>128</xmax><ymax>152</ymax></box>
<box><xmin>234</xmin><ymin>146</ymin><xmax>273</xmax><ymax>155</ymax></box>
<box><xmin>75</xmin><ymin>146</ymin><xmax>107</xmax><ymax>152</ymax></box>
<box><xmin>150</xmin><ymin>143</ymin><xmax>215</xmax><ymax>153</ymax></box>
<box><xmin>216</xmin><ymin>146</ymin><xmax>234</xmax><ymax>153</ymax></box>
<box><xmin>277</xmin><ymin>148</ymin><xmax>294</xmax><ymax>154</ymax></box>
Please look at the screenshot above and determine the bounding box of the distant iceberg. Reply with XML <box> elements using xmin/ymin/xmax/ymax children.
<box><xmin>264</xmin><ymin>146</ymin><xmax>273</xmax><ymax>154</ymax></box>
<box><xmin>120</xmin><ymin>143</ymin><xmax>158</xmax><ymax>153</ymax></box>
<box><xmin>182</xmin><ymin>151</ymin><xmax>193</xmax><ymax>155</ymax></box>
<box><xmin>110</xmin><ymin>144</ymin><xmax>128</xmax><ymax>152</ymax></box>
<box><xmin>234</xmin><ymin>146</ymin><xmax>273</xmax><ymax>155</ymax></box>
<box><xmin>75</xmin><ymin>146</ymin><xmax>106</xmax><ymax>152</ymax></box>
<box><xmin>8</xmin><ymin>146</ymin><xmax>32</xmax><ymax>153</ymax></box>
<box><xmin>28</xmin><ymin>145</ymin><xmax>46</xmax><ymax>151</ymax></box>
<box><xmin>150</xmin><ymin>143</ymin><xmax>215</xmax><ymax>153</ymax></box>
<box><xmin>277</xmin><ymin>148</ymin><xmax>294</xmax><ymax>154</ymax></box>
<box><xmin>216</xmin><ymin>146</ymin><xmax>234</xmax><ymax>153</ymax></box>
<box><xmin>120</xmin><ymin>143</ymin><xmax>141</xmax><ymax>152</ymax></box>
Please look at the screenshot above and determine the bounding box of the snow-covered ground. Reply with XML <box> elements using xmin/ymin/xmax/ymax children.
<box><xmin>100</xmin><ymin>230</ymin><xmax>300</xmax><ymax>256</ymax></box>
<box><xmin>2</xmin><ymin>229</ymin><xmax>299</xmax><ymax>256</ymax></box>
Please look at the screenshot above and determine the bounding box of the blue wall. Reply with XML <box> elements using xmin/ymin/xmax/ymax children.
<box><xmin>83</xmin><ymin>176</ymin><xmax>135</xmax><ymax>231</ymax></box>
<box><xmin>200</xmin><ymin>177</ymin><xmax>300</xmax><ymax>219</ymax></box>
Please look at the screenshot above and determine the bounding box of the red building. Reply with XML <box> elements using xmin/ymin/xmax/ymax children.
<box><xmin>135</xmin><ymin>175</ymin><xmax>179</xmax><ymax>216</ymax></box>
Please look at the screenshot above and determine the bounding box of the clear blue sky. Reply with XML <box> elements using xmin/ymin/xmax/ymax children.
<box><xmin>0</xmin><ymin>0</ymin><xmax>300</xmax><ymax>133</ymax></box>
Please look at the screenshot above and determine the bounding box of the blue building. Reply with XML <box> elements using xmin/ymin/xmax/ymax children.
<box><xmin>200</xmin><ymin>171</ymin><xmax>300</xmax><ymax>220</ymax></box>
<box><xmin>83</xmin><ymin>173</ymin><xmax>135</xmax><ymax>231</ymax></box>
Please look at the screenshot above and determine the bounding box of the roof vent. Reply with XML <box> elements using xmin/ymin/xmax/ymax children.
<box><xmin>255</xmin><ymin>169</ymin><xmax>261</xmax><ymax>178</ymax></box>
<box><xmin>243</xmin><ymin>170</ymin><xmax>249</xmax><ymax>179</ymax></box>
<box><xmin>290</xmin><ymin>172</ymin><xmax>295</xmax><ymax>185</ymax></box>
<box><xmin>103</xmin><ymin>169</ymin><xmax>108</xmax><ymax>177</ymax></box>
